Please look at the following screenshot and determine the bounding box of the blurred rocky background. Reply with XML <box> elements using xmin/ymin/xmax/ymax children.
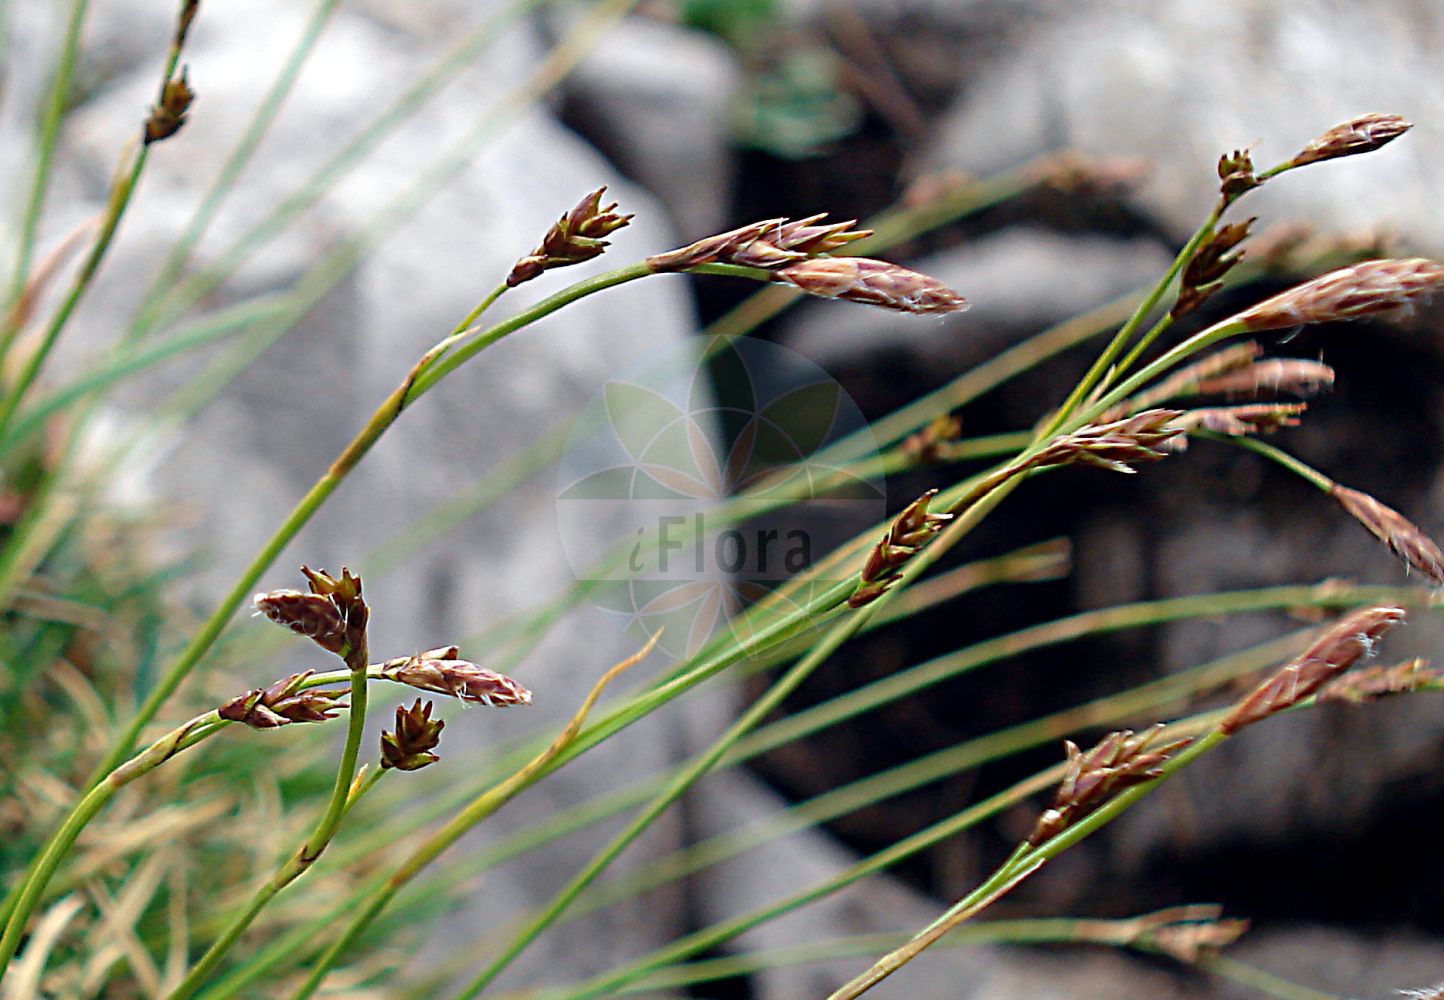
<box><xmin>5</xmin><ymin>0</ymin><xmax>1444</xmax><ymax>996</ymax></box>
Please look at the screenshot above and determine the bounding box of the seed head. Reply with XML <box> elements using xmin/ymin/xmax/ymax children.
<box><xmin>771</xmin><ymin>257</ymin><xmax>969</xmax><ymax>315</ymax></box>
<box><xmin>218</xmin><ymin>671</ymin><xmax>348</xmax><ymax>730</ymax></box>
<box><xmin>1141</xmin><ymin>913</ymin><xmax>1250</xmax><ymax>963</ymax></box>
<box><xmin>1028</xmin><ymin>725</ymin><xmax>1193</xmax><ymax>846</ymax></box>
<box><xmin>144</xmin><ymin>68</ymin><xmax>196</xmax><ymax>145</ymax></box>
<box><xmin>1033</xmin><ymin>410</ymin><xmax>1185</xmax><ymax>474</ymax></box>
<box><xmin>849</xmin><ymin>489</ymin><xmax>952</xmax><ymax>608</ymax></box>
<box><xmin>1331</xmin><ymin>485</ymin><xmax>1444</xmax><ymax>586</ymax></box>
<box><xmin>507</xmin><ymin>187</ymin><xmax>633</xmax><ymax>287</ymax></box>
<box><xmin>1165</xmin><ymin>403</ymin><xmax>1306</xmax><ymax>449</ymax></box>
<box><xmin>1287</xmin><ymin>113</ymin><xmax>1411</xmax><ymax>169</ymax></box>
<box><xmin>381</xmin><ymin>645</ymin><xmax>533</xmax><ymax>707</ymax></box>
<box><xmin>253</xmin><ymin>589</ymin><xmax>348</xmax><ymax>654</ymax></box>
<box><xmin>1174</xmin><ymin>218</ymin><xmax>1255</xmax><ymax>318</ymax></box>
<box><xmin>1320</xmin><ymin>658</ymin><xmax>1442</xmax><ymax>705</ymax></box>
<box><xmin>1101</xmin><ymin>343</ymin><xmax>1264</xmax><ymax>420</ymax></box>
<box><xmin>1217</xmin><ymin>148</ymin><xmax>1261</xmax><ymax>200</ymax></box>
<box><xmin>902</xmin><ymin>413</ymin><xmax>963</xmax><ymax>465</ymax></box>
<box><xmin>1232</xmin><ymin>258</ymin><xmax>1444</xmax><ymax>332</ymax></box>
<box><xmin>1219</xmin><ymin>606</ymin><xmax>1406</xmax><ymax>734</ymax></box>
<box><xmin>380</xmin><ymin>699</ymin><xmax>445</xmax><ymax>771</ymax></box>
<box><xmin>1195</xmin><ymin>358</ymin><xmax>1335</xmax><ymax>398</ymax></box>
<box><xmin>645</xmin><ymin>214</ymin><xmax>871</xmax><ymax>273</ymax></box>
<box><xmin>254</xmin><ymin>566</ymin><xmax>368</xmax><ymax>658</ymax></box>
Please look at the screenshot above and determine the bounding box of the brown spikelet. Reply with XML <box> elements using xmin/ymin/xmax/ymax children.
<box><xmin>1330</xmin><ymin>485</ymin><xmax>1444</xmax><ymax>586</ymax></box>
<box><xmin>380</xmin><ymin>699</ymin><xmax>445</xmax><ymax>771</ymax></box>
<box><xmin>1232</xmin><ymin>258</ymin><xmax>1444</xmax><ymax>331</ymax></box>
<box><xmin>1101</xmin><ymin>343</ymin><xmax>1264</xmax><ymax>420</ymax></box>
<box><xmin>1166</xmin><ymin>403</ymin><xmax>1306</xmax><ymax>448</ymax></box>
<box><xmin>507</xmin><ymin>187</ymin><xmax>633</xmax><ymax>287</ymax></box>
<box><xmin>1140</xmin><ymin>911</ymin><xmax>1251</xmax><ymax>963</ymax></box>
<box><xmin>1319</xmin><ymin>658</ymin><xmax>1442</xmax><ymax>705</ymax></box>
<box><xmin>1217</xmin><ymin>148</ymin><xmax>1260</xmax><ymax>200</ymax></box>
<box><xmin>1033</xmin><ymin>409</ymin><xmax>1185</xmax><ymax>474</ymax></box>
<box><xmin>1040</xmin><ymin>152</ymin><xmax>1150</xmax><ymax>197</ymax></box>
<box><xmin>901</xmin><ymin>413</ymin><xmax>963</xmax><ymax>465</ymax></box>
<box><xmin>1288</xmin><ymin>114</ymin><xmax>1412</xmax><ymax>169</ymax></box>
<box><xmin>849</xmin><ymin>490</ymin><xmax>952</xmax><ymax>608</ymax></box>
<box><xmin>1173</xmin><ymin>218</ymin><xmax>1255</xmax><ymax>318</ymax></box>
<box><xmin>771</xmin><ymin>257</ymin><xmax>968</xmax><ymax>315</ymax></box>
<box><xmin>218</xmin><ymin>671</ymin><xmax>348</xmax><ymax>730</ymax></box>
<box><xmin>381</xmin><ymin>646</ymin><xmax>533</xmax><ymax>707</ymax></box>
<box><xmin>144</xmin><ymin>68</ymin><xmax>196</xmax><ymax>145</ymax></box>
<box><xmin>253</xmin><ymin>589</ymin><xmax>348</xmax><ymax>654</ymax></box>
<box><xmin>645</xmin><ymin>215</ymin><xmax>870</xmax><ymax>273</ymax></box>
<box><xmin>1027</xmin><ymin>725</ymin><xmax>1193</xmax><ymax>846</ymax></box>
<box><xmin>254</xmin><ymin>566</ymin><xmax>369</xmax><ymax>658</ymax></box>
<box><xmin>1219</xmin><ymin>606</ymin><xmax>1406</xmax><ymax>735</ymax></box>
<box><xmin>1195</xmin><ymin>358</ymin><xmax>1335</xmax><ymax>398</ymax></box>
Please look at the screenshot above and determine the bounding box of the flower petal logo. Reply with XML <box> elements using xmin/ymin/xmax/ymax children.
<box><xmin>557</xmin><ymin>337</ymin><xmax>884</xmax><ymax>659</ymax></box>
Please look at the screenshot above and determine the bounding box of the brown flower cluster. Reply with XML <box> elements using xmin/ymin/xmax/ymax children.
<box><xmin>381</xmin><ymin>700</ymin><xmax>445</xmax><ymax>771</ymax></box>
<box><xmin>380</xmin><ymin>645</ymin><xmax>533</xmax><ymax>707</ymax></box>
<box><xmin>254</xmin><ymin>566</ymin><xmax>368</xmax><ymax>659</ymax></box>
<box><xmin>1330</xmin><ymin>485</ymin><xmax>1444</xmax><ymax>587</ymax></box>
<box><xmin>1219</xmin><ymin>606</ymin><xmax>1406</xmax><ymax>735</ymax></box>
<box><xmin>507</xmin><ymin>187</ymin><xmax>633</xmax><ymax>287</ymax></box>
<box><xmin>1320</xmin><ymin>658</ymin><xmax>1442</xmax><ymax>705</ymax></box>
<box><xmin>1174</xmin><ymin>218</ymin><xmax>1254</xmax><ymax>319</ymax></box>
<box><xmin>1286</xmin><ymin>113</ymin><xmax>1411</xmax><ymax>169</ymax></box>
<box><xmin>849</xmin><ymin>490</ymin><xmax>953</xmax><ymax>608</ymax></box>
<box><xmin>218</xmin><ymin>671</ymin><xmax>348</xmax><ymax>730</ymax></box>
<box><xmin>1028</xmin><ymin>725</ymin><xmax>1193</xmax><ymax>846</ymax></box>
<box><xmin>645</xmin><ymin>214</ymin><xmax>967</xmax><ymax>315</ymax></box>
<box><xmin>144</xmin><ymin>68</ymin><xmax>196</xmax><ymax>145</ymax></box>
<box><xmin>1233</xmin><ymin>258</ymin><xmax>1444</xmax><ymax>332</ymax></box>
<box><xmin>1032</xmin><ymin>410</ymin><xmax>1185</xmax><ymax>474</ymax></box>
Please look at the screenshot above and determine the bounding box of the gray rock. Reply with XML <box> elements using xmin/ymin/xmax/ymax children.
<box><xmin>555</xmin><ymin>12</ymin><xmax>741</xmax><ymax>238</ymax></box>
<box><xmin>11</xmin><ymin>0</ymin><xmax>711</xmax><ymax>991</ymax></box>
<box><xmin>927</xmin><ymin>2</ymin><xmax>1444</xmax><ymax>252</ymax></box>
<box><xmin>1219</xmin><ymin>925</ymin><xmax>1444</xmax><ymax>1000</ymax></box>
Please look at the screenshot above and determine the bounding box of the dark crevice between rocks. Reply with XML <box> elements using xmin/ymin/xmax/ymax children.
<box><xmin>742</xmin><ymin>313</ymin><xmax>1444</xmax><ymax>934</ymax></box>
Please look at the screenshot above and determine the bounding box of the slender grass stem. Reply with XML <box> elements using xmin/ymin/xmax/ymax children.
<box><xmin>1039</xmin><ymin>206</ymin><xmax>1223</xmax><ymax>436</ymax></box>
<box><xmin>0</xmin><ymin>0</ymin><xmax>90</xmax><ymax>337</ymax></box>
<box><xmin>164</xmin><ymin>635</ymin><xmax>370</xmax><ymax>1000</ymax></box>
<box><xmin>122</xmin><ymin>0</ymin><xmax>344</xmax><ymax>342</ymax></box>
<box><xmin>1196</xmin><ymin>956</ymin><xmax>1347</xmax><ymax>1000</ymax></box>
<box><xmin>454</xmin><ymin>574</ymin><xmax>890</xmax><ymax>996</ymax></box>
<box><xmin>1207</xmin><ymin>432</ymin><xmax>1336</xmax><ymax>491</ymax></box>
<box><xmin>0</xmin><ymin>710</ymin><xmax>218</xmax><ymax>971</ymax></box>
<box><xmin>827</xmin><ymin>726</ymin><xmax>1230</xmax><ymax>999</ymax></box>
<box><xmin>0</xmin><ymin>0</ymin><xmax>193</xmax><ymax>440</ymax></box>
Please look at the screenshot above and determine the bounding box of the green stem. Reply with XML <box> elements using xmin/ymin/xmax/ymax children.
<box><xmin>166</xmin><ymin>636</ymin><xmax>370</xmax><ymax>1000</ymax></box>
<box><xmin>1196</xmin><ymin>956</ymin><xmax>1347</xmax><ymax>1000</ymax></box>
<box><xmin>0</xmin><ymin>710</ymin><xmax>218</xmax><ymax>972</ymax></box>
<box><xmin>2</xmin><ymin>274</ymin><xmax>519</xmax><ymax>963</ymax></box>
<box><xmin>455</xmin><ymin>583</ymin><xmax>888</xmax><ymax>996</ymax></box>
<box><xmin>0</xmin><ymin>145</ymin><xmax>151</xmax><ymax>442</ymax></box>
<box><xmin>122</xmin><ymin>0</ymin><xmax>344</xmax><ymax>344</ymax></box>
<box><xmin>1209</xmin><ymin>433</ymin><xmax>1336</xmax><ymax>491</ymax></box>
<box><xmin>1</xmin><ymin>0</ymin><xmax>90</xmax><ymax>331</ymax></box>
<box><xmin>1039</xmin><ymin>206</ymin><xmax>1223</xmax><ymax>435</ymax></box>
<box><xmin>404</xmin><ymin>264</ymin><xmax>649</xmax><ymax>402</ymax></box>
